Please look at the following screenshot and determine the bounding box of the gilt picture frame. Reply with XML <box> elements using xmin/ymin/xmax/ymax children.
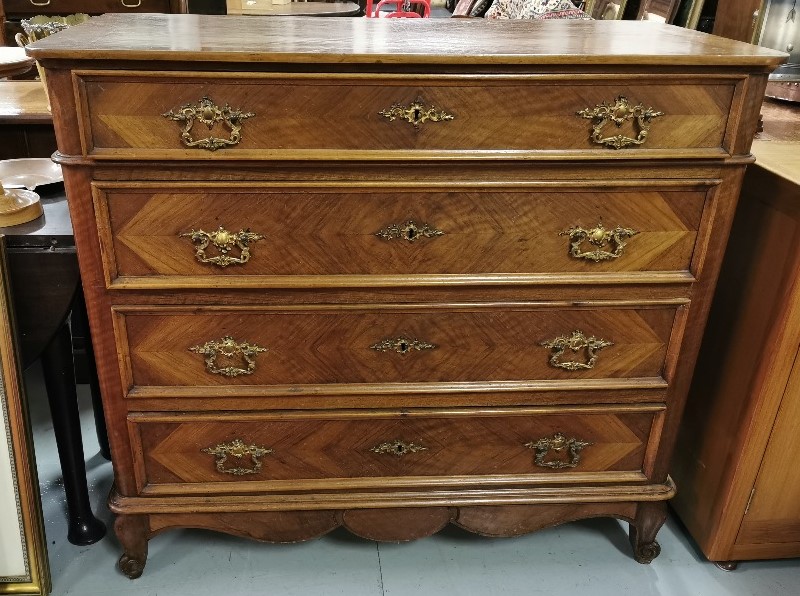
<box><xmin>585</xmin><ymin>0</ymin><xmax>629</xmax><ymax>19</ymax></box>
<box><xmin>0</xmin><ymin>235</ymin><xmax>50</xmax><ymax>596</ymax></box>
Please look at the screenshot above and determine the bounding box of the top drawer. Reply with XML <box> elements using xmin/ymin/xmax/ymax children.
<box><xmin>72</xmin><ymin>72</ymin><xmax>737</xmax><ymax>160</ymax></box>
<box><xmin>5</xmin><ymin>0</ymin><xmax>173</xmax><ymax>15</ymax></box>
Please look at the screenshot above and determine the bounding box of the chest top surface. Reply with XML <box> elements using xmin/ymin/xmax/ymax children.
<box><xmin>26</xmin><ymin>13</ymin><xmax>785</xmax><ymax>68</ymax></box>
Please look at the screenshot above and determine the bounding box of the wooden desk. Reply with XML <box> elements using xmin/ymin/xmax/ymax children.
<box><xmin>0</xmin><ymin>81</ymin><xmax>55</xmax><ymax>160</ymax></box>
<box><xmin>671</xmin><ymin>101</ymin><xmax>800</xmax><ymax>568</ymax></box>
<box><xmin>227</xmin><ymin>1</ymin><xmax>360</xmax><ymax>16</ymax></box>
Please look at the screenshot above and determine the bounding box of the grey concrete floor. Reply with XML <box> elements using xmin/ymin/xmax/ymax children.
<box><xmin>24</xmin><ymin>363</ymin><xmax>800</xmax><ymax>596</ymax></box>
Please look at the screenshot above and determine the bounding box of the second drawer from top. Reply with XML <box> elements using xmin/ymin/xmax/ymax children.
<box><xmin>94</xmin><ymin>180</ymin><xmax>716</xmax><ymax>289</ymax></box>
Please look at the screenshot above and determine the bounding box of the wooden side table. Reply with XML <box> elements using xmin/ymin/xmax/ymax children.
<box><xmin>0</xmin><ymin>80</ymin><xmax>107</xmax><ymax>546</ymax></box>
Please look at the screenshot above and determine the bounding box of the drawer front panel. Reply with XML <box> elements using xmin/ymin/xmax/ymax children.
<box><xmin>76</xmin><ymin>73</ymin><xmax>735</xmax><ymax>157</ymax></box>
<box><xmin>116</xmin><ymin>305</ymin><xmax>677</xmax><ymax>391</ymax></box>
<box><xmin>96</xmin><ymin>182</ymin><xmax>709</xmax><ymax>285</ymax></box>
<box><xmin>129</xmin><ymin>408</ymin><xmax>659</xmax><ymax>491</ymax></box>
<box><xmin>6</xmin><ymin>0</ymin><xmax>172</xmax><ymax>15</ymax></box>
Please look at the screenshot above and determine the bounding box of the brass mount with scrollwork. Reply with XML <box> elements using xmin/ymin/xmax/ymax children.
<box><xmin>189</xmin><ymin>336</ymin><xmax>268</xmax><ymax>377</ymax></box>
<box><xmin>370</xmin><ymin>440</ymin><xmax>428</xmax><ymax>456</ymax></box>
<box><xmin>524</xmin><ymin>432</ymin><xmax>592</xmax><ymax>469</ymax></box>
<box><xmin>379</xmin><ymin>97</ymin><xmax>454</xmax><ymax>129</ymax></box>
<box><xmin>578</xmin><ymin>96</ymin><xmax>664</xmax><ymax>149</ymax></box>
<box><xmin>162</xmin><ymin>96</ymin><xmax>255</xmax><ymax>151</ymax></box>
<box><xmin>180</xmin><ymin>226</ymin><xmax>264</xmax><ymax>268</ymax></box>
<box><xmin>202</xmin><ymin>439</ymin><xmax>273</xmax><ymax>476</ymax></box>
<box><xmin>375</xmin><ymin>220</ymin><xmax>444</xmax><ymax>243</ymax></box>
<box><xmin>370</xmin><ymin>336</ymin><xmax>437</xmax><ymax>355</ymax></box>
<box><xmin>542</xmin><ymin>330</ymin><xmax>613</xmax><ymax>371</ymax></box>
<box><xmin>560</xmin><ymin>222</ymin><xmax>638</xmax><ymax>262</ymax></box>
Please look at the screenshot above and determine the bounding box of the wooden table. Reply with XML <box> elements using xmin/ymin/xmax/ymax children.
<box><xmin>227</xmin><ymin>1</ymin><xmax>360</xmax><ymax>16</ymax></box>
<box><xmin>0</xmin><ymin>80</ymin><xmax>107</xmax><ymax>546</ymax></box>
<box><xmin>0</xmin><ymin>81</ymin><xmax>56</xmax><ymax>160</ymax></box>
<box><xmin>0</xmin><ymin>47</ymin><xmax>34</xmax><ymax>79</ymax></box>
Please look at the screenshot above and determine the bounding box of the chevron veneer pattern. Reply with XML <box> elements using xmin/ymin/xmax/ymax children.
<box><xmin>97</xmin><ymin>183</ymin><xmax>709</xmax><ymax>281</ymax></box>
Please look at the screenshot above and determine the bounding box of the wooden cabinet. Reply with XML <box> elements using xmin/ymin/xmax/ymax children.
<box><xmin>671</xmin><ymin>139</ymin><xmax>800</xmax><ymax>567</ymax></box>
<box><xmin>26</xmin><ymin>14</ymin><xmax>784</xmax><ymax>578</ymax></box>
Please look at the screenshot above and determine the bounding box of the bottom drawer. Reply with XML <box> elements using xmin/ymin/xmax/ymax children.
<box><xmin>129</xmin><ymin>406</ymin><xmax>662</xmax><ymax>495</ymax></box>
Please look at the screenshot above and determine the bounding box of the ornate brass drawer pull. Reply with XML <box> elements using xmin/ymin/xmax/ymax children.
<box><xmin>180</xmin><ymin>226</ymin><xmax>264</xmax><ymax>268</ymax></box>
<box><xmin>379</xmin><ymin>97</ymin><xmax>454</xmax><ymax>129</ymax></box>
<box><xmin>371</xmin><ymin>440</ymin><xmax>428</xmax><ymax>456</ymax></box>
<box><xmin>560</xmin><ymin>222</ymin><xmax>638</xmax><ymax>262</ymax></box>
<box><xmin>524</xmin><ymin>432</ymin><xmax>592</xmax><ymax>469</ymax></box>
<box><xmin>370</xmin><ymin>336</ymin><xmax>436</xmax><ymax>355</ymax></box>
<box><xmin>542</xmin><ymin>330</ymin><xmax>613</xmax><ymax>371</ymax></box>
<box><xmin>202</xmin><ymin>439</ymin><xmax>273</xmax><ymax>476</ymax></box>
<box><xmin>121</xmin><ymin>0</ymin><xmax>143</xmax><ymax>7</ymax></box>
<box><xmin>375</xmin><ymin>220</ymin><xmax>444</xmax><ymax>243</ymax></box>
<box><xmin>578</xmin><ymin>96</ymin><xmax>664</xmax><ymax>150</ymax></box>
<box><xmin>162</xmin><ymin>96</ymin><xmax>255</xmax><ymax>152</ymax></box>
<box><xmin>189</xmin><ymin>336</ymin><xmax>268</xmax><ymax>377</ymax></box>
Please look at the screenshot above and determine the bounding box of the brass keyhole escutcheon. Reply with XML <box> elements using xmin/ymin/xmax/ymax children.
<box><xmin>371</xmin><ymin>440</ymin><xmax>428</xmax><ymax>456</ymax></box>
<box><xmin>375</xmin><ymin>220</ymin><xmax>444</xmax><ymax>243</ymax></box>
<box><xmin>370</xmin><ymin>336</ymin><xmax>436</xmax><ymax>355</ymax></box>
<box><xmin>378</xmin><ymin>97</ymin><xmax>455</xmax><ymax>129</ymax></box>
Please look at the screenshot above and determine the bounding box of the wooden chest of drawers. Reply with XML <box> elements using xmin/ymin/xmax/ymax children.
<box><xmin>27</xmin><ymin>15</ymin><xmax>784</xmax><ymax>578</ymax></box>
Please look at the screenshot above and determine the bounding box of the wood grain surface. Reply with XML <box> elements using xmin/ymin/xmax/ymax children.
<box><xmin>26</xmin><ymin>14</ymin><xmax>787</xmax><ymax>66</ymax></box>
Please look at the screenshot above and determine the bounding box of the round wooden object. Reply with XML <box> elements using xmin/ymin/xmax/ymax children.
<box><xmin>0</xmin><ymin>188</ymin><xmax>43</xmax><ymax>226</ymax></box>
<box><xmin>0</xmin><ymin>47</ymin><xmax>35</xmax><ymax>79</ymax></box>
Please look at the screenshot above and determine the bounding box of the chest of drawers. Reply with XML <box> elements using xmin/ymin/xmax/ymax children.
<box><xmin>27</xmin><ymin>14</ymin><xmax>784</xmax><ymax>578</ymax></box>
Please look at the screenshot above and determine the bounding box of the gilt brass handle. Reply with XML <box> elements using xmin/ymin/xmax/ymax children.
<box><xmin>162</xmin><ymin>96</ymin><xmax>255</xmax><ymax>152</ymax></box>
<box><xmin>180</xmin><ymin>226</ymin><xmax>263</xmax><ymax>268</ymax></box>
<box><xmin>371</xmin><ymin>440</ymin><xmax>428</xmax><ymax>456</ymax></box>
<box><xmin>375</xmin><ymin>220</ymin><xmax>444</xmax><ymax>243</ymax></box>
<box><xmin>379</xmin><ymin>97</ymin><xmax>454</xmax><ymax>129</ymax></box>
<box><xmin>189</xmin><ymin>336</ymin><xmax>267</xmax><ymax>377</ymax></box>
<box><xmin>542</xmin><ymin>330</ymin><xmax>613</xmax><ymax>371</ymax></box>
<box><xmin>577</xmin><ymin>96</ymin><xmax>664</xmax><ymax>150</ymax></box>
<box><xmin>202</xmin><ymin>439</ymin><xmax>273</xmax><ymax>476</ymax></box>
<box><xmin>524</xmin><ymin>432</ymin><xmax>592</xmax><ymax>469</ymax></box>
<box><xmin>28</xmin><ymin>0</ymin><xmax>51</xmax><ymax>5</ymax></box>
<box><xmin>121</xmin><ymin>0</ymin><xmax>143</xmax><ymax>7</ymax></box>
<box><xmin>560</xmin><ymin>222</ymin><xmax>638</xmax><ymax>262</ymax></box>
<box><xmin>370</xmin><ymin>337</ymin><xmax>436</xmax><ymax>355</ymax></box>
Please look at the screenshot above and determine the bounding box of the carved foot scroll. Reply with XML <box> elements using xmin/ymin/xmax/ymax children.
<box><xmin>115</xmin><ymin>514</ymin><xmax>149</xmax><ymax>579</ymax></box>
<box><xmin>628</xmin><ymin>501</ymin><xmax>667</xmax><ymax>564</ymax></box>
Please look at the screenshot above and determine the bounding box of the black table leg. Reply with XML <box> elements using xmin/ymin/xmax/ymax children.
<box><xmin>41</xmin><ymin>321</ymin><xmax>106</xmax><ymax>545</ymax></box>
<box><xmin>72</xmin><ymin>289</ymin><xmax>111</xmax><ymax>461</ymax></box>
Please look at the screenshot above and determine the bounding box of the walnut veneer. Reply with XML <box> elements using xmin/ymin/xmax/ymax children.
<box><xmin>26</xmin><ymin>14</ymin><xmax>785</xmax><ymax>578</ymax></box>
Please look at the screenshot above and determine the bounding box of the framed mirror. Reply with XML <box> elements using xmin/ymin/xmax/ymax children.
<box><xmin>637</xmin><ymin>0</ymin><xmax>680</xmax><ymax>21</ymax></box>
<box><xmin>0</xmin><ymin>236</ymin><xmax>50</xmax><ymax>596</ymax></box>
<box><xmin>672</xmin><ymin>0</ymin><xmax>706</xmax><ymax>28</ymax></box>
<box><xmin>585</xmin><ymin>0</ymin><xmax>629</xmax><ymax>19</ymax></box>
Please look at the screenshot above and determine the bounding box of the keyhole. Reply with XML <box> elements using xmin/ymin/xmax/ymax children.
<box><xmin>405</xmin><ymin>228</ymin><xmax>417</xmax><ymax>240</ymax></box>
<box><xmin>413</xmin><ymin>107</ymin><xmax>421</xmax><ymax>122</ymax></box>
<box><xmin>398</xmin><ymin>341</ymin><xmax>410</xmax><ymax>353</ymax></box>
<box><xmin>396</xmin><ymin>444</ymin><xmax>406</xmax><ymax>454</ymax></box>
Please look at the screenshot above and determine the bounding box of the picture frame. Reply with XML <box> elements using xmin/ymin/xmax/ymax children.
<box><xmin>0</xmin><ymin>235</ymin><xmax>50</xmax><ymax>596</ymax></box>
<box><xmin>585</xmin><ymin>0</ymin><xmax>629</xmax><ymax>20</ymax></box>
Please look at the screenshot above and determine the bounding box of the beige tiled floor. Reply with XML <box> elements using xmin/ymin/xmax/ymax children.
<box><xmin>25</xmin><ymin>363</ymin><xmax>800</xmax><ymax>596</ymax></box>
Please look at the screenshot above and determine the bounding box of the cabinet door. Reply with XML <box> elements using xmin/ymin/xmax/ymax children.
<box><xmin>735</xmin><ymin>350</ymin><xmax>800</xmax><ymax>558</ymax></box>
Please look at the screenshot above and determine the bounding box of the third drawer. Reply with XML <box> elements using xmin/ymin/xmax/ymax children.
<box><xmin>114</xmin><ymin>303</ymin><xmax>681</xmax><ymax>396</ymax></box>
